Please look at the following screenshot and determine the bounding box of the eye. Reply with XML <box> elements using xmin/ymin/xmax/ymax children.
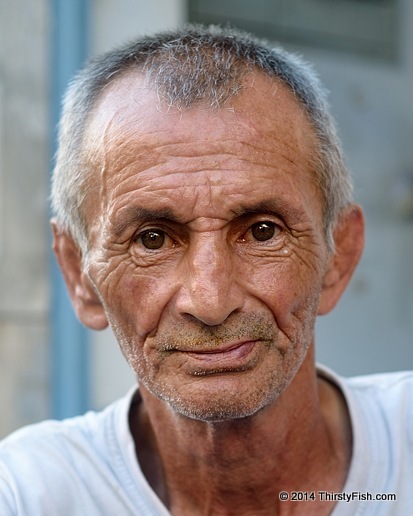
<box><xmin>139</xmin><ymin>230</ymin><xmax>166</xmax><ymax>250</ymax></box>
<box><xmin>250</xmin><ymin>221</ymin><xmax>278</xmax><ymax>242</ymax></box>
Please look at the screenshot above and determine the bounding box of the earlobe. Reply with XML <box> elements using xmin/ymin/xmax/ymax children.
<box><xmin>51</xmin><ymin>221</ymin><xmax>109</xmax><ymax>330</ymax></box>
<box><xmin>318</xmin><ymin>206</ymin><xmax>365</xmax><ymax>315</ymax></box>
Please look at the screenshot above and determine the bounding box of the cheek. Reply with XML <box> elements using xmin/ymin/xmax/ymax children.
<box><xmin>244</xmin><ymin>254</ymin><xmax>323</xmax><ymax>326</ymax></box>
<box><xmin>98</xmin><ymin>258</ymin><xmax>177</xmax><ymax>338</ymax></box>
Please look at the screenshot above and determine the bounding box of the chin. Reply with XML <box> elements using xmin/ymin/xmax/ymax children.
<box><xmin>145</xmin><ymin>373</ymin><xmax>289</xmax><ymax>423</ymax></box>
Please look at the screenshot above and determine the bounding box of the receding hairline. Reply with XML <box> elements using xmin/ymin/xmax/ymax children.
<box><xmin>81</xmin><ymin>65</ymin><xmax>321</xmax><ymax>177</ymax></box>
<box><xmin>83</xmin><ymin>64</ymin><xmax>318</xmax><ymax>135</ymax></box>
<box><xmin>52</xmin><ymin>25</ymin><xmax>354</xmax><ymax>254</ymax></box>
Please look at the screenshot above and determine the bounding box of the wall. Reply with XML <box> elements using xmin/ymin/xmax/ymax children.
<box><xmin>0</xmin><ymin>1</ymin><xmax>50</xmax><ymax>437</ymax></box>
<box><xmin>311</xmin><ymin>0</ymin><xmax>413</xmax><ymax>374</ymax></box>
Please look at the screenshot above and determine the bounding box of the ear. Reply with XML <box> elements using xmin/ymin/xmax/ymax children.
<box><xmin>318</xmin><ymin>205</ymin><xmax>365</xmax><ymax>315</ymax></box>
<box><xmin>51</xmin><ymin>220</ymin><xmax>109</xmax><ymax>330</ymax></box>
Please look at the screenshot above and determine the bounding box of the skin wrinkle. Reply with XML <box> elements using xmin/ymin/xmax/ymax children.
<box><xmin>111</xmin><ymin>208</ymin><xmax>179</xmax><ymax>240</ymax></box>
<box><xmin>92</xmin><ymin>199</ymin><xmax>318</xmax><ymax>324</ymax></box>
<box><xmin>107</xmin><ymin>171</ymin><xmax>316</xmax><ymax>229</ymax></box>
<box><xmin>63</xmin><ymin>70</ymin><xmax>361</xmax><ymax>514</ymax></box>
<box><xmin>116</xmin><ymin>135</ymin><xmax>308</xmax><ymax>178</ymax></box>
<box><xmin>85</xmin><ymin>76</ymin><xmax>306</xmax><ymax>174</ymax></box>
<box><xmin>92</xmin><ymin>215</ymin><xmax>321</xmax><ymax>340</ymax></box>
<box><xmin>83</xmin><ymin>99</ymin><xmax>314</xmax><ymax>233</ymax></box>
<box><xmin>101</xmin><ymin>148</ymin><xmax>301</xmax><ymax>190</ymax></box>
<box><xmin>104</xmin><ymin>126</ymin><xmax>306</xmax><ymax>168</ymax></box>
<box><xmin>102</xmin><ymin>214</ymin><xmax>318</xmax><ymax>388</ymax></box>
<box><xmin>127</xmin><ymin>223</ymin><xmax>294</xmax><ymax>269</ymax></box>
<box><xmin>51</xmin><ymin>30</ymin><xmax>356</xmax><ymax>263</ymax></box>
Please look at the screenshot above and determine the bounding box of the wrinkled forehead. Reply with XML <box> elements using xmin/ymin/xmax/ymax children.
<box><xmin>80</xmin><ymin>70</ymin><xmax>321</xmax><ymax>228</ymax></box>
<box><xmin>83</xmin><ymin>68</ymin><xmax>317</xmax><ymax>157</ymax></box>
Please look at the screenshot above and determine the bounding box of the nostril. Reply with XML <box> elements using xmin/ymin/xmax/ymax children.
<box><xmin>175</xmin><ymin>282</ymin><xmax>244</xmax><ymax>327</ymax></box>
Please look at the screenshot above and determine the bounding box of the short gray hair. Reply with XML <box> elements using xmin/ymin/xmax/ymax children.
<box><xmin>51</xmin><ymin>24</ymin><xmax>354</xmax><ymax>253</ymax></box>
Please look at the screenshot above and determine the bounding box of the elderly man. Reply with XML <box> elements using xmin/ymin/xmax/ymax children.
<box><xmin>0</xmin><ymin>25</ymin><xmax>411</xmax><ymax>515</ymax></box>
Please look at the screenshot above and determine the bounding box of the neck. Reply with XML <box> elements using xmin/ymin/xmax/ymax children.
<box><xmin>130</xmin><ymin>353</ymin><xmax>352</xmax><ymax>515</ymax></box>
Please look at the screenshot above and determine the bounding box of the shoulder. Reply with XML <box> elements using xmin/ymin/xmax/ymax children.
<box><xmin>319</xmin><ymin>367</ymin><xmax>413</xmax><ymax>509</ymax></box>
<box><xmin>346</xmin><ymin>371</ymin><xmax>413</xmax><ymax>438</ymax></box>
<box><xmin>1</xmin><ymin>403</ymin><xmax>109</xmax><ymax>461</ymax></box>
<box><xmin>345</xmin><ymin>369</ymin><xmax>413</xmax><ymax>410</ymax></box>
<box><xmin>319</xmin><ymin>365</ymin><xmax>413</xmax><ymax>408</ymax></box>
<box><xmin>0</xmin><ymin>392</ymin><xmax>136</xmax><ymax>514</ymax></box>
<box><xmin>319</xmin><ymin>366</ymin><xmax>413</xmax><ymax>444</ymax></box>
<box><xmin>0</xmin><ymin>408</ymin><xmax>109</xmax><ymax>494</ymax></box>
<box><xmin>345</xmin><ymin>369</ymin><xmax>413</xmax><ymax>388</ymax></box>
<box><xmin>322</xmin><ymin>367</ymin><xmax>413</xmax><ymax>465</ymax></box>
<box><xmin>0</xmin><ymin>389</ymin><xmax>136</xmax><ymax>470</ymax></box>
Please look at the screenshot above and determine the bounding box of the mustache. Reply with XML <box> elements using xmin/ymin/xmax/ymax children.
<box><xmin>155</xmin><ymin>313</ymin><xmax>278</xmax><ymax>352</ymax></box>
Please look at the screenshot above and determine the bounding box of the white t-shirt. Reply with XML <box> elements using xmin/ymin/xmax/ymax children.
<box><xmin>0</xmin><ymin>366</ymin><xmax>412</xmax><ymax>515</ymax></box>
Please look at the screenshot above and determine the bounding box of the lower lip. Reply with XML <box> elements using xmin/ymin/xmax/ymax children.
<box><xmin>185</xmin><ymin>341</ymin><xmax>257</xmax><ymax>366</ymax></box>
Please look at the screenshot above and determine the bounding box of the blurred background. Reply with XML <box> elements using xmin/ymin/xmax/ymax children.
<box><xmin>0</xmin><ymin>0</ymin><xmax>412</xmax><ymax>438</ymax></box>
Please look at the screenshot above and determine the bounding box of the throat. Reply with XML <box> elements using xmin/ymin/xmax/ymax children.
<box><xmin>129</xmin><ymin>381</ymin><xmax>352</xmax><ymax>514</ymax></box>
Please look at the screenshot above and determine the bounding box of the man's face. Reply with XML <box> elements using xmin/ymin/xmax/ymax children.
<box><xmin>82</xmin><ymin>72</ymin><xmax>330</xmax><ymax>421</ymax></box>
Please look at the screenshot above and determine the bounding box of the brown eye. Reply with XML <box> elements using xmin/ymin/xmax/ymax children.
<box><xmin>250</xmin><ymin>222</ymin><xmax>276</xmax><ymax>242</ymax></box>
<box><xmin>140</xmin><ymin>230</ymin><xmax>166</xmax><ymax>249</ymax></box>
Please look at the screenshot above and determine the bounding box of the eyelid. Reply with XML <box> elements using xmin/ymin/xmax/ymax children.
<box><xmin>237</xmin><ymin>218</ymin><xmax>284</xmax><ymax>243</ymax></box>
<box><xmin>134</xmin><ymin>226</ymin><xmax>168</xmax><ymax>242</ymax></box>
<box><xmin>132</xmin><ymin>223</ymin><xmax>186</xmax><ymax>249</ymax></box>
<box><xmin>134</xmin><ymin>226</ymin><xmax>165</xmax><ymax>238</ymax></box>
<box><xmin>239</xmin><ymin>211</ymin><xmax>284</xmax><ymax>224</ymax></box>
<box><xmin>237</xmin><ymin>214</ymin><xmax>284</xmax><ymax>232</ymax></box>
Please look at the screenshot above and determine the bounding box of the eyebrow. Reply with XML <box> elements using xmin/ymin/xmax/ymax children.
<box><xmin>230</xmin><ymin>199</ymin><xmax>305</xmax><ymax>224</ymax></box>
<box><xmin>112</xmin><ymin>198</ymin><xmax>306</xmax><ymax>237</ymax></box>
<box><xmin>112</xmin><ymin>206</ymin><xmax>181</xmax><ymax>237</ymax></box>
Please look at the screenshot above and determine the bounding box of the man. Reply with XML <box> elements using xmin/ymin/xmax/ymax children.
<box><xmin>0</xmin><ymin>25</ymin><xmax>411</xmax><ymax>515</ymax></box>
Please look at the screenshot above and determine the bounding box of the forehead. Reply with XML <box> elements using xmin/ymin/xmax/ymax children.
<box><xmin>85</xmin><ymin>69</ymin><xmax>315</xmax><ymax>150</ymax></box>
<box><xmin>82</xmin><ymin>71</ymin><xmax>321</xmax><ymax>228</ymax></box>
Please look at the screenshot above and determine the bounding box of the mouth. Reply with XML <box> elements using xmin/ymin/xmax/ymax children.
<box><xmin>182</xmin><ymin>340</ymin><xmax>259</xmax><ymax>373</ymax></box>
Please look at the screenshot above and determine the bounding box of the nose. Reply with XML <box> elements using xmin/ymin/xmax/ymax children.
<box><xmin>175</xmin><ymin>233</ymin><xmax>244</xmax><ymax>326</ymax></box>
